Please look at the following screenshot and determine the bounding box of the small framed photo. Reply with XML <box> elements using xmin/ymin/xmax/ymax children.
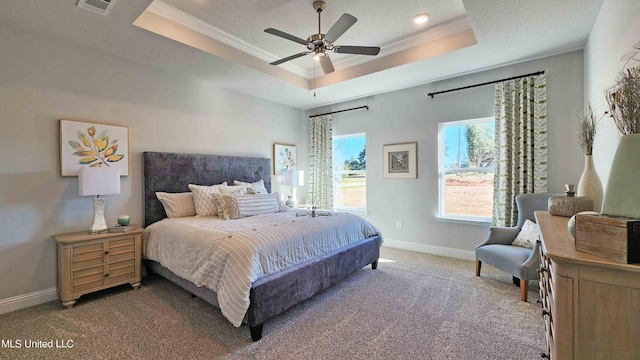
<box><xmin>60</xmin><ymin>119</ymin><xmax>129</xmax><ymax>176</ymax></box>
<box><xmin>383</xmin><ymin>142</ymin><xmax>417</xmax><ymax>179</ymax></box>
<box><xmin>273</xmin><ymin>143</ymin><xmax>296</xmax><ymax>175</ymax></box>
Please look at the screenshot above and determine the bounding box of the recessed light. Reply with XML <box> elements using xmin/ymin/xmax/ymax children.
<box><xmin>413</xmin><ymin>13</ymin><xmax>430</xmax><ymax>25</ymax></box>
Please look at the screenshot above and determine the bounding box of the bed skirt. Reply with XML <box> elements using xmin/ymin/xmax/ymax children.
<box><xmin>144</xmin><ymin>234</ymin><xmax>381</xmax><ymax>341</ymax></box>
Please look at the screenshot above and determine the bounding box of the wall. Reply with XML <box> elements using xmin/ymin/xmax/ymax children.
<box><xmin>309</xmin><ymin>51</ymin><xmax>585</xmax><ymax>258</ymax></box>
<box><xmin>0</xmin><ymin>24</ymin><xmax>305</xmax><ymax>304</ymax></box>
<box><xmin>585</xmin><ymin>0</ymin><xmax>640</xmax><ymax>190</ymax></box>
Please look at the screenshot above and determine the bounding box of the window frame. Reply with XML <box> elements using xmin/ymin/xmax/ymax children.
<box><xmin>437</xmin><ymin>117</ymin><xmax>494</xmax><ymax>224</ymax></box>
<box><xmin>333</xmin><ymin>132</ymin><xmax>366</xmax><ymax>212</ymax></box>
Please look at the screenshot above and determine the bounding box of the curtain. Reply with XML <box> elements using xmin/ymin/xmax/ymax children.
<box><xmin>493</xmin><ymin>74</ymin><xmax>547</xmax><ymax>226</ymax></box>
<box><xmin>307</xmin><ymin>115</ymin><xmax>334</xmax><ymax>210</ymax></box>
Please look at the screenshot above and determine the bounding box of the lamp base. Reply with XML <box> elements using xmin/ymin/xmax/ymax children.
<box><xmin>291</xmin><ymin>186</ymin><xmax>298</xmax><ymax>206</ymax></box>
<box><xmin>90</xmin><ymin>197</ymin><xmax>109</xmax><ymax>234</ymax></box>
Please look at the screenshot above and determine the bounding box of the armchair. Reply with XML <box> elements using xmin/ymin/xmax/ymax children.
<box><xmin>475</xmin><ymin>193</ymin><xmax>556</xmax><ymax>302</ymax></box>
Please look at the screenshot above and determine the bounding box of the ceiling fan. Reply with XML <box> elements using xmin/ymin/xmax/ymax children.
<box><xmin>264</xmin><ymin>1</ymin><xmax>381</xmax><ymax>74</ymax></box>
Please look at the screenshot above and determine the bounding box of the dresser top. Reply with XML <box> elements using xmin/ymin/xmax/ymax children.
<box><xmin>53</xmin><ymin>227</ymin><xmax>143</xmax><ymax>244</ymax></box>
<box><xmin>535</xmin><ymin>211</ymin><xmax>640</xmax><ymax>273</ymax></box>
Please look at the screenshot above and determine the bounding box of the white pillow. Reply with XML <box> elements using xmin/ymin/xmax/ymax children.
<box><xmin>155</xmin><ymin>192</ymin><xmax>196</xmax><ymax>218</ymax></box>
<box><xmin>512</xmin><ymin>219</ymin><xmax>540</xmax><ymax>249</ymax></box>
<box><xmin>219</xmin><ymin>185</ymin><xmax>246</xmax><ymax>194</ymax></box>
<box><xmin>188</xmin><ymin>182</ymin><xmax>227</xmax><ymax>216</ymax></box>
<box><xmin>213</xmin><ymin>192</ymin><xmax>287</xmax><ymax>220</ymax></box>
<box><xmin>233</xmin><ymin>179</ymin><xmax>268</xmax><ymax>194</ymax></box>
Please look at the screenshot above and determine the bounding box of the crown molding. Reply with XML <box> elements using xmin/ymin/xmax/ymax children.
<box><xmin>146</xmin><ymin>0</ymin><xmax>309</xmax><ymax>78</ymax></box>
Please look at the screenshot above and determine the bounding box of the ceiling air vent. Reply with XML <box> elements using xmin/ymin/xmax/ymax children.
<box><xmin>77</xmin><ymin>0</ymin><xmax>118</xmax><ymax>16</ymax></box>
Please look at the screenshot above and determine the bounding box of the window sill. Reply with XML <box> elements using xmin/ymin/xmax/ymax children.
<box><xmin>334</xmin><ymin>207</ymin><xmax>367</xmax><ymax>216</ymax></box>
<box><xmin>436</xmin><ymin>216</ymin><xmax>491</xmax><ymax>227</ymax></box>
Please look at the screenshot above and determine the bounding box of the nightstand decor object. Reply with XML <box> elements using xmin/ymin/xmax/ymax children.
<box><xmin>281</xmin><ymin>170</ymin><xmax>304</xmax><ymax>207</ymax></box>
<box><xmin>79</xmin><ymin>167</ymin><xmax>120</xmax><ymax>234</ymax></box>
<box><xmin>54</xmin><ymin>228</ymin><xmax>143</xmax><ymax>308</ymax></box>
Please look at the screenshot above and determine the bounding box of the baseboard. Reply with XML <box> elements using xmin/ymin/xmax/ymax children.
<box><xmin>382</xmin><ymin>238</ymin><xmax>475</xmax><ymax>261</ymax></box>
<box><xmin>0</xmin><ymin>288</ymin><xmax>59</xmax><ymax>315</ymax></box>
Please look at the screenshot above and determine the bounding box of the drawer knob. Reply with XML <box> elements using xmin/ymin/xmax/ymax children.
<box><xmin>538</xmin><ymin>267</ymin><xmax>548</xmax><ymax>274</ymax></box>
<box><xmin>541</xmin><ymin>352</ymin><xmax>550</xmax><ymax>359</ymax></box>
<box><xmin>104</xmin><ymin>273</ymin><xmax>109</xmax><ymax>277</ymax></box>
<box><xmin>104</xmin><ymin>250</ymin><xmax>110</xmax><ymax>255</ymax></box>
<box><xmin>542</xmin><ymin>309</ymin><xmax>550</xmax><ymax>317</ymax></box>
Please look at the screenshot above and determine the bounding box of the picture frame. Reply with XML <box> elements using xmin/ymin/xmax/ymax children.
<box><xmin>383</xmin><ymin>142</ymin><xmax>417</xmax><ymax>179</ymax></box>
<box><xmin>273</xmin><ymin>143</ymin><xmax>296</xmax><ymax>175</ymax></box>
<box><xmin>60</xmin><ymin>119</ymin><xmax>129</xmax><ymax>176</ymax></box>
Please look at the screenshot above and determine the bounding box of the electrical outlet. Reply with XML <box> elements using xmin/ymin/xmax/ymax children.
<box><xmin>396</xmin><ymin>220</ymin><xmax>402</xmax><ymax>229</ymax></box>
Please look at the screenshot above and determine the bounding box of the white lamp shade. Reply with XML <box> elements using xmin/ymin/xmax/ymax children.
<box><xmin>281</xmin><ymin>170</ymin><xmax>304</xmax><ymax>186</ymax></box>
<box><xmin>79</xmin><ymin>167</ymin><xmax>121</xmax><ymax>196</ymax></box>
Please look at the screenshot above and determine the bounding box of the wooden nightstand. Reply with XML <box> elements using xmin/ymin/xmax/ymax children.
<box><xmin>54</xmin><ymin>227</ymin><xmax>143</xmax><ymax>309</ymax></box>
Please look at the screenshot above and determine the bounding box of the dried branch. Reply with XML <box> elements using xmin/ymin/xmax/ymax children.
<box><xmin>606</xmin><ymin>66</ymin><xmax>640</xmax><ymax>135</ymax></box>
<box><xmin>577</xmin><ymin>104</ymin><xmax>598</xmax><ymax>155</ymax></box>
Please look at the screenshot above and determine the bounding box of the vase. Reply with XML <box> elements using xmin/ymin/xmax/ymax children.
<box><xmin>601</xmin><ymin>133</ymin><xmax>640</xmax><ymax>219</ymax></box>
<box><xmin>576</xmin><ymin>155</ymin><xmax>603</xmax><ymax>212</ymax></box>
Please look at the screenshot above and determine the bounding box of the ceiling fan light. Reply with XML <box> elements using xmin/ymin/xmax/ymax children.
<box><xmin>313</xmin><ymin>53</ymin><xmax>322</xmax><ymax>61</ymax></box>
<box><xmin>413</xmin><ymin>13</ymin><xmax>430</xmax><ymax>25</ymax></box>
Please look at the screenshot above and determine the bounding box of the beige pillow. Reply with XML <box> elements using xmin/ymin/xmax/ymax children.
<box><xmin>155</xmin><ymin>192</ymin><xmax>196</xmax><ymax>218</ymax></box>
<box><xmin>219</xmin><ymin>185</ymin><xmax>246</xmax><ymax>194</ymax></box>
<box><xmin>188</xmin><ymin>183</ymin><xmax>227</xmax><ymax>216</ymax></box>
<box><xmin>512</xmin><ymin>219</ymin><xmax>540</xmax><ymax>249</ymax></box>
<box><xmin>233</xmin><ymin>179</ymin><xmax>268</xmax><ymax>194</ymax></box>
<box><xmin>213</xmin><ymin>192</ymin><xmax>287</xmax><ymax>220</ymax></box>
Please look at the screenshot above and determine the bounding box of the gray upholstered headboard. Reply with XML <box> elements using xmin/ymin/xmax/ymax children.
<box><xmin>143</xmin><ymin>151</ymin><xmax>271</xmax><ymax>226</ymax></box>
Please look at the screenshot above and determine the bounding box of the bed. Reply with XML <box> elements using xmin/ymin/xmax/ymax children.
<box><xmin>142</xmin><ymin>151</ymin><xmax>382</xmax><ymax>341</ymax></box>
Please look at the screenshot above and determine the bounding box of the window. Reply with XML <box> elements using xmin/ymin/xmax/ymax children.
<box><xmin>333</xmin><ymin>133</ymin><xmax>366</xmax><ymax>210</ymax></box>
<box><xmin>438</xmin><ymin>118</ymin><xmax>495</xmax><ymax>222</ymax></box>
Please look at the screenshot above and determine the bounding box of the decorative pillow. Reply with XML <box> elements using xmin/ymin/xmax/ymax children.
<box><xmin>233</xmin><ymin>179</ymin><xmax>268</xmax><ymax>194</ymax></box>
<box><xmin>512</xmin><ymin>219</ymin><xmax>540</xmax><ymax>249</ymax></box>
<box><xmin>213</xmin><ymin>192</ymin><xmax>287</xmax><ymax>220</ymax></box>
<box><xmin>155</xmin><ymin>192</ymin><xmax>196</xmax><ymax>218</ymax></box>
<box><xmin>219</xmin><ymin>185</ymin><xmax>246</xmax><ymax>195</ymax></box>
<box><xmin>188</xmin><ymin>183</ymin><xmax>227</xmax><ymax>216</ymax></box>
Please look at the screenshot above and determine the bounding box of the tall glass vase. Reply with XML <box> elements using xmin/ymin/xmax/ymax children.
<box><xmin>577</xmin><ymin>155</ymin><xmax>603</xmax><ymax>212</ymax></box>
<box><xmin>602</xmin><ymin>134</ymin><xmax>640</xmax><ymax>219</ymax></box>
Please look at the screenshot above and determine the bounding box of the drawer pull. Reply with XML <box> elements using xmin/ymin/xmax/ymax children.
<box><xmin>541</xmin><ymin>352</ymin><xmax>550</xmax><ymax>359</ymax></box>
<box><xmin>538</xmin><ymin>267</ymin><xmax>548</xmax><ymax>274</ymax></box>
<box><xmin>542</xmin><ymin>309</ymin><xmax>551</xmax><ymax>317</ymax></box>
<box><xmin>104</xmin><ymin>273</ymin><xmax>109</xmax><ymax>277</ymax></box>
<box><xmin>104</xmin><ymin>251</ymin><xmax>110</xmax><ymax>255</ymax></box>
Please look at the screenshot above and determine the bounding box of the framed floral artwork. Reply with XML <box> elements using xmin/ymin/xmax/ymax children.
<box><xmin>60</xmin><ymin>119</ymin><xmax>129</xmax><ymax>176</ymax></box>
<box><xmin>273</xmin><ymin>143</ymin><xmax>296</xmax><ymax>175</ymax></box>
<box><xmin>383</xmin><ymin>142</ymin><xmax>417</xmax><ymax>179</ymax></box>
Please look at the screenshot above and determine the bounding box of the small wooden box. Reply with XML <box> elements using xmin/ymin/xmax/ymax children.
<box><xmin>575</xmin><ymin>213</ymin><xmax>640</xmax><ymax>263</ymax></box>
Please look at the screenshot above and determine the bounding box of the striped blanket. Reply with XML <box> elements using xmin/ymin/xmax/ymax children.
<box><xmin>142</xmin><ymin>211</ymin><xmax>381</xmax><ymax>327</ymax></box>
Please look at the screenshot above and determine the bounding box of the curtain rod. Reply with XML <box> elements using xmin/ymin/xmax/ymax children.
<box><xmin>308</xmin><ymin>105</ymin><xmax>369</xmax><ymax>118</ymax></box>
<box><xmin>426</xmin><ymin>71</ymin><xmax>545</xmax><ymax>99</ymax></box>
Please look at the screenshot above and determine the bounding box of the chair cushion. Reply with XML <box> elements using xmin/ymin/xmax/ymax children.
<box><xmin>476</xmin><ymin>245</ymin><xmax>538</xmax><ymax>280</ymax></box>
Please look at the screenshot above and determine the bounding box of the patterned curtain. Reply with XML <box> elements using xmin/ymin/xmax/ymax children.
<box><xmin>493</xmin><ymin>74</ymin><xmax>547</xmax><ymax>226</ymax></box>
<box><xmin>307</xmin><ymin>115</ymin><xmax>334</xmax><ymax>210</ymax></box>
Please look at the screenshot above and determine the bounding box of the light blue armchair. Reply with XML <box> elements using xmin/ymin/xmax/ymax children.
<box><xmin>475</xmin><ymin>193</ymin><xmax>556</xmax><ymax>302</ymax></box>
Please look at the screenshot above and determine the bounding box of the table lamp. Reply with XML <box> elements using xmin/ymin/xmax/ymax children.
<box><xmin>79</xmin><ymin>167</ymin><xmax>121</xmax><ymax>234</ymax></box>
<box><xmin>281</xmin><ymin>170</ymin><xmax>304</xmax><ymax>207</ymax></box>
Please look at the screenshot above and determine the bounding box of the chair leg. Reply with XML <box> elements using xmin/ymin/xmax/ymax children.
<box><xmin>475</xmin><ymin>259</ymin><xmax>481</xmax><ymax>276</ymax></box>
<box><xmin>520</xmin><ymin>280</ymin><xmax>528</xmax><ymax>302</ymax></box>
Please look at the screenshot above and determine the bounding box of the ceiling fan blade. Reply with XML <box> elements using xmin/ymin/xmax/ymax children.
<box><xmin>264</xmin><ymin>28</ymin><xmax>308</xmax><ymax>45</ymax></box>
<box><xmin>270</xmin><ymin>51</ymin><xmax>311</xmax><ymax>65</ymax></box>
<box><xmin>319</xmin><ymin>54</ymin><xmax>335</xmax><ymax>74</ymax></box>
<box><xmin>324</xmin><ymin>13</ymin><xmax>357</xmax><ymax>43</ymax></box>
<box><xmin>334</xmin><ymin>46</ymin><xmax>380</xmax><ymax>56</ymax></box>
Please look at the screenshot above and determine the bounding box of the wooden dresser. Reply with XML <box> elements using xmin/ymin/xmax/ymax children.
<box><xmin>54</xmin><ymin>228</ymin><xmax>143</xmax><ymax>308</ymax></box>
<box><xmin>535</xmin><ymin>211</ymin><xmax>640</xmax><ymax>360</ymax></box>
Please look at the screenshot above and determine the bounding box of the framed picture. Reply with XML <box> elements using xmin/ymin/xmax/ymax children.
<box><xmin>60</xmin><ymin>119</ymin><xmax>129</xmax><ymax>176</ymax></box>
<box><xmin>383</xmin><ymin>142</ymin><xmax>417</xmax><ymax>179</ymax></box>
<box><xmin>273</xmin><ymin>143</ymin><xmax>296</xmax><ymax>175</ymax></box>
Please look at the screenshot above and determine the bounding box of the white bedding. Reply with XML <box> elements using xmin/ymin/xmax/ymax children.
<box><xmin>142</xmin><ymin>211</ymin><xmax>381</xmax><ymax>327</ymax></box>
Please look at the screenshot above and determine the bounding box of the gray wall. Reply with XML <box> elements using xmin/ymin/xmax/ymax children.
<box><xmin>0</xmin><ymin>24</ymin><xmax>306</xmax><ymax>301</ymax></box>
<box><xmin>309</xmin><ymin>51</ymin><xmax>585</xmax><ymax>257</ymax></box>
<box><xmin>585</xmin><ymin>0</ymin><xmax>640</xmax><ymax>190</ymax></box>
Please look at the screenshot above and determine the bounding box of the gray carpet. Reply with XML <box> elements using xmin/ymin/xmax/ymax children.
<box><xmin>0</xmin><ymin>247</ymin><xmax>544</xmax><ymax>360</ymax></box>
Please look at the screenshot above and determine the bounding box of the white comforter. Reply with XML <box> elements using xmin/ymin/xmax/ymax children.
<box><xmin>142</xmin><ymin>211</ymin><xmax>380</xmax><ymax>327</ymax></box>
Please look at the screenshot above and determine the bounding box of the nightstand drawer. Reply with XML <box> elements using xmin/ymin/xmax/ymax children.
<box><xmin>74</xmin><ymin>253</ymin><xmax>104</xmax><ymax>269</ymax></box>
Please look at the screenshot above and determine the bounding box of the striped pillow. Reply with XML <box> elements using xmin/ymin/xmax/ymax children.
<box><xmin>213</xmin><ymin>193</ymin><xmax>287</xmax><ymax>220</ymax></box>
